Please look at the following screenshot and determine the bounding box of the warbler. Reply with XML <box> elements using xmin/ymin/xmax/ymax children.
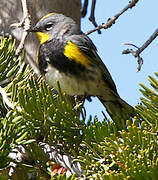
<box><xmin>30</xmin><ymin>13</ymin><xmax>134</xmax><ymax>127</ymax></box>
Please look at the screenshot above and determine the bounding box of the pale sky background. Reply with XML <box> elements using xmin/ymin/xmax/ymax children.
<box><xmin>81</xmin><ymin>0</ymin><xmax>158</xmax><ymax>120</ymax></box>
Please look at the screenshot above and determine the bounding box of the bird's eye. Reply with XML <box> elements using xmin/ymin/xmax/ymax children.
<box><xmin>45</xmin><ymin>22</ymin><xmax>53</xmax><ymax>31</ymax></box>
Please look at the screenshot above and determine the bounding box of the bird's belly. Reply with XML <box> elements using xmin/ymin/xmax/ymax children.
<box><xmin>45</xmin><ymin>64</ymin><xmax>102</xmax><ymax>96</ymax></box>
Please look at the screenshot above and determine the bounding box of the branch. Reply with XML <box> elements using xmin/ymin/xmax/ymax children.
<box><xmin>0</xmin><ymin>86</ymin><xmax>21</xmax><ymax>111</ymax></box>
<box><xmin>10</xmin><ymin>0</ymin><xmax>41</xmax><ymax>76</ymax></box>
<box><xmin>81</xmin><ymin>0</ymin><xmax>101</xmax><ymax>34</ymax></box>
<box><xmin>89</xmin><ymin>0</ymin><xmax>101</xmax><ymax>34</ymax></box>
<box><xmin>81</xmin><ymin>0</ymin><xmax>88</xmax><ymax>18</ymax></box>
<box><xmin>8</xmin><ymin>143</ymin><xmax>84</xmax><ymax>178</ymax></box>
<box><xmin>0</xmin><ymin>86</ymin><xmax>15</xmax><ymax>109</ymax></box>
<box><xmin>86</xmin><ymin>0</ymin><xmax>139</xmax><ymax>35</ymax></box>
<box><xmin>10</xmin><ymin>0</ymin><xmax>31</xmax><ymax>56</ymax></box>
<box><xmin>122</xmin><ymin>29</ymin><xmax>158</xmax><ymax>71</ymax></box>
<box><xmin>39</xmin><ymin>143</ymin><xmax>84</xmax><ymax>176</ymax></box>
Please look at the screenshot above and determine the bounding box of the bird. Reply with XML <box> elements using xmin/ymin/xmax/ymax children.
<box><xmin>30</xmin><ymin>13</ymin><xmax>135</xmax><ymax>129</ymax></box>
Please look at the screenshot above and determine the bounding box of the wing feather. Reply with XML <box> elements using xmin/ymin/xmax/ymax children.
<box><xmin>67</xmin><ymin>34</ymin><xmax>118</xmax><ymax>93</ymax></box>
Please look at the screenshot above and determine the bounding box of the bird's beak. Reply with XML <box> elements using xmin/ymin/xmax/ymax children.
<box><xmin>28</xmin><ymin>27</ymin><xmax>38</xmax><ymax>32</ymax></box>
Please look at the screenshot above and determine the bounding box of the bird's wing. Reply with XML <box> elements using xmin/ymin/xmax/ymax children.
<box><xmin>67</xmin><ymin>34</ymin><xmax>118</xmax><ymax>93</ymax></box>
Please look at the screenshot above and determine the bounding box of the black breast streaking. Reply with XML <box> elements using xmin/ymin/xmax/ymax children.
<box><xmin>38</xmin><ymin>39</ymin><xmax>86</xmax><ymax>76</ymax></box>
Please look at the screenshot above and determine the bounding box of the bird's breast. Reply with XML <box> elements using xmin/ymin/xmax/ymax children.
<box><xmin>44</xmin><ymin>63</ymin><xmax>105</xmax><ymax>96</ymax></box>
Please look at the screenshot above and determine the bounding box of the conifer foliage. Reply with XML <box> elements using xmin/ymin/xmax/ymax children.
<box><xmin>0</xmin><ymin>36</ymin><xmax>158</xmax><ymax>179</ymax></box>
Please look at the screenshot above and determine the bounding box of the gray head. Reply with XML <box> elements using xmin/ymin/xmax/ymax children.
<box><xmin>30</xmin><ymin>13</ymin><xmax>80</xmax><ymax>44</ymax></box>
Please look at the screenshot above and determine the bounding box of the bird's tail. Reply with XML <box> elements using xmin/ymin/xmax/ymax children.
<box><xmin>98</xmin><ymin>95</ymin><xmax>135</xmax><ymax>129</ymax></box>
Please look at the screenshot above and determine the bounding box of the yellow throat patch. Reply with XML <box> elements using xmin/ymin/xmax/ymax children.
<box><xmin>36</xmin><ymin>32</ymin><xmax>50</xmax><ymax>44</ymax></box>
<box><xmin>64</xmin><ymin>41</ymin><xmax>91</xmax><ymax>67</ymax></box>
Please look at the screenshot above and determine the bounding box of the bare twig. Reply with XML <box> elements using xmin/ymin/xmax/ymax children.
<box><xmin>39</xmin><ymin>143</ymin><xmax>84</xmax><ymax>176</ymax></box>
<box><xmin>10</xmin><ymin>0</ymin><xmax>40</xmax><ymax>75</ymax></box>
<box><xmin>81</xmin><ymin>0</ymin><xmax>101</xmax><ymax>34</ymax></box>
<box><xmin>122</xmin><ymin>28</ymin><xmax>158</xmax><ymax>71</ymax></box>
<box><xmin>81</xmin><ymin>0</ymin><xmax>88</xmax><ymax>18</ymax></box>
<box><xmin>86</xmin><ymin>0</ymin><xmax>139</xmax><ymax>35</ymax></box>
<box><xmin>10</xmin><ymin>0</ymin><xmax>31</xmax><ymax>56</ymax></box>
<box><xmin>89</xmin><ymin>0</ymin><xmax>101</xmax><ymax>34</ymax></box>
<box><xmin>122</xmin><ymin>43</ymin><xmax>139</xmax><ymax>49</ymax></box>
<box><xmin>8</xmin><ymin>143</ymin><xmax>84</xmax><ymax>178</ymax></box>
<box><xmin>0</xmin><ymin>86</ymin><xmax>14</xmax><ymax>109</ymax></box>
<box><xmin>0</xmin><ymin>86</ymin><xmax>21</xmax><ymax>111</ymax></box>
<box><xmin>0</xmin><ymin>76</ymin><xmax>14</xmax><ymax>85</ymax></box>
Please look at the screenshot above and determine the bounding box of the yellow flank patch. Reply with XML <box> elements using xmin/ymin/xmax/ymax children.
<box><xmin>36</xmin><ymin>32</ymin><xmax>50</xmax><ymax>44</ymax></box>
<box><xmin>40</xmin><ymin>12</ymin><xmax>55</xmax><ymax>21</ymax></box>
<box><xmin>64</xmin><ymin>41</ymin><xmax>91</xmax><ymax>67</ymax></box>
